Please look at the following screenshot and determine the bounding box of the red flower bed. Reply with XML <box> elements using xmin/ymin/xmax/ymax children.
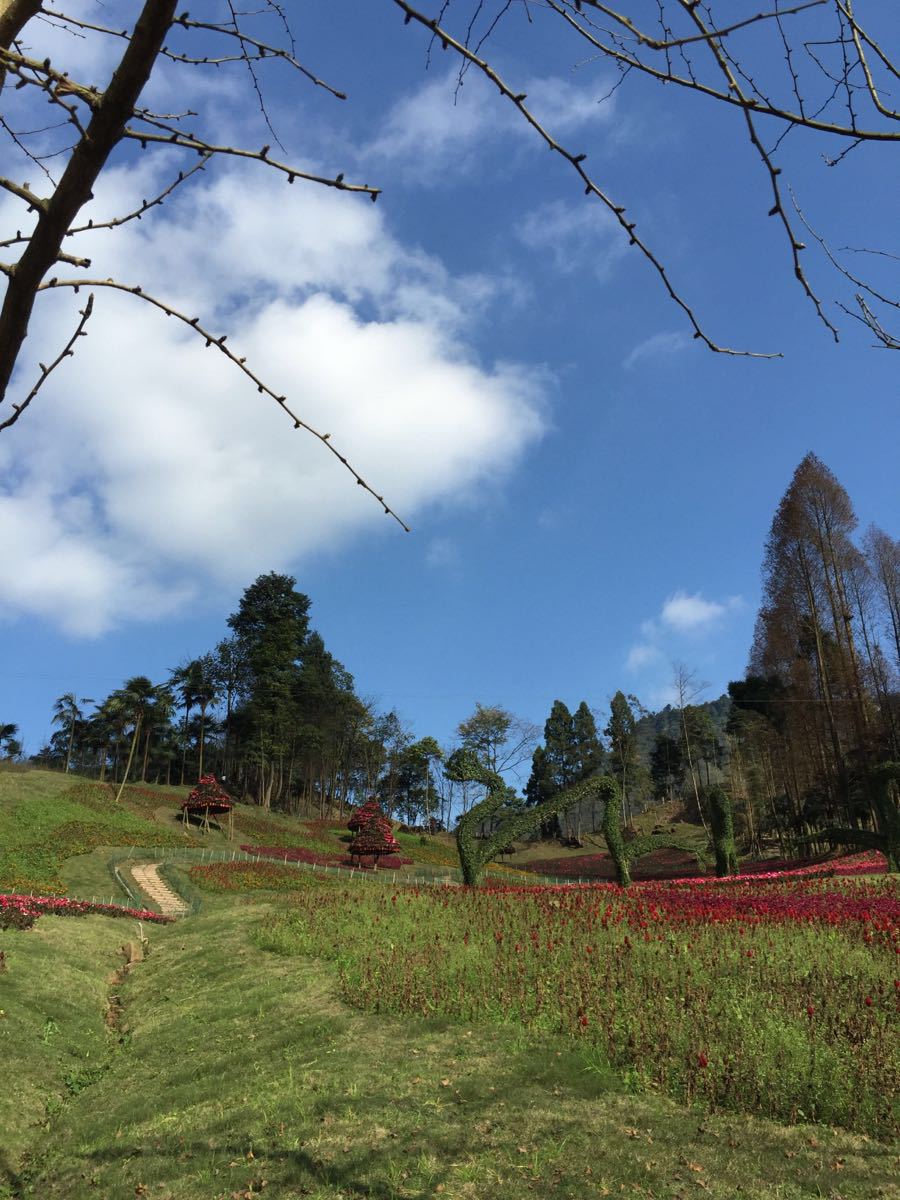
<box><xmin>525</xmin><ymin>847</ymin><xmax>700</xmax><ymax>880</ymax></box>
<box><xmin>524</xmin><ymin>848</ymin><xmax>887</xmax><ymax>883</ymax></box>
<box><xmin>477</xmin><ymin>875</ymin><xmax>899</xmax><ymax>942</ymax></box>
<box><xmin>340</xmin><ymin>854</ymin><xmax>412</xmax><ymax>871</ymax></box>
<box><xmin>240</xmin><ymin>843</ymin><xmax>343</xmax><ymax>867</ymax></box>
<box><xmin>240</xmin><ymin>844</ymin><xmax>412</xmax><ymax>871</ymax></box>
<box><xmin>654</xmin><ymin>851</ymin><xmax>888</xmax><ymax>888</ymax></box>
<box><xmin>1</xmin><ymin>892</ymin><xmax>173</xmax><ymax>930</ymax></box>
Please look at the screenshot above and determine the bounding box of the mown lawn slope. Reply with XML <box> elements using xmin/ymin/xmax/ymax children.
<box><xmin>3</xmin><ymin>899</ymin><xmax>896</xmax><ymax>1200</ymax></box>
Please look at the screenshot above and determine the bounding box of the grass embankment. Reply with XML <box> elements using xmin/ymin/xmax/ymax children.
<box><xmin>0</xmin><ymin>771</ymin><xmax>538</xmax><ymax>898</ymax></box>
<box><xmin>4</xmin><ymin>898</ymin><xmax>895</xmax><ymax>1200</ymax></box>
<box><xmin>0</xmin><ymin>913</ymin><xmax>133</xmax><ymax>1186</ymax></box>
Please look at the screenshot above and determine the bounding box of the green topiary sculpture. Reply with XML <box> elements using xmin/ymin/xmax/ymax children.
<box><xmin>447</xmin><ymin>749</ymin><xmax>606</xmax><ymax>886</ymax></box>
<box><xmin>598</xmin><ymin>776</ymin><xmax>631</xmax><ymax>887</ymax></box>
<box><xmin>447</xmin><ymin>757</ymin><xmax>707</xmax><ymax>887</ymax></box>
<box><xmin>599</xmin><ymin>776</ymin><xmax>709</xmax><ymax>886</ymax></box>
<box><xmin>808</xmin><ymin>762</ymin><xmax>899</xmax><ymax>872</ymax></box>
<box><xmin>707</xmin><ymin>784</ymin><xmax>739</xmax><ymax>877</ymax></box>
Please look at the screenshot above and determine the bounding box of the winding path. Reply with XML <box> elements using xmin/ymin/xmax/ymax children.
<box><xmin>130</xmin><ymin>863</ymin><xmax>189</xmax><ymax>917</ymax></box>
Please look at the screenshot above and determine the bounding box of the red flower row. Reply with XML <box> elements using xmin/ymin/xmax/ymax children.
<box><xmin>1</xmin><ymin>892</ymin><xmax>173</xmax><ymax>930</ymax></box>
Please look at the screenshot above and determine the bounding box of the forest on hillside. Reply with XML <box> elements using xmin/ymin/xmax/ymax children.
<box><xmin>7</xmin><ymin>453</ymin><xmax>898</xmax><ymax>865</ymax></box>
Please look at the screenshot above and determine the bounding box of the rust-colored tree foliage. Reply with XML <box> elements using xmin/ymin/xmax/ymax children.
<box><xmin>731</xmin><ymin>453</ymin><xmax>899</xmax><ymax>863</ymax></box>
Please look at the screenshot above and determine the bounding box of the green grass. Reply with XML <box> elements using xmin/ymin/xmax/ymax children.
<box><xmin>4</xmin><ymin>901</ymin><xmax>896</xmax><ymax>1200</ymax></box>
<box><xmin>0</xmin><ymin>773</ymin><xmax>198</xmax><ymax>894</ymax></box>
<box><xmin>2</xmin><ymin>771</ymin><xmax>897</xmax><ymax>1197</ymax></box>
<box><xmin>0</xmin><ymin>913</ymin><xmax>134</xmax><ymax>1186</ymax></box>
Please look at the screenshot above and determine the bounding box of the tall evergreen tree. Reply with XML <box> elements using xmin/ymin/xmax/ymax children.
<box><xmin>605</xmin><ymin>691</ymin><xmax>639</xmax><ymax>825</ymax></box>
<box><xmin>525</xmin><ymin>700</ymin><xmax>600</xmax><ymax>837</ymax></box>
<box><xmin>572</xmin><ymin>701</ymin><xmax>604</xmax><ymax>779</ymax></box>
<box><xmin>227</xmin><ymin>572</ymin><xmax>311</xmax><ymax>808</ymax></box>
<box><xmin>649</xmin><ymin>733</ymin><xmax>685</xmax><ymax>803</ymax></box>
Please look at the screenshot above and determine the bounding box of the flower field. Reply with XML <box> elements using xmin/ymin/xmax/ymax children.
<box><xmin>240</xmin><ymin>843</ymin><xmax>413</xmax><ymax>870</ymax></box>
<box><xmin>259</xmin><ymin>863</ymin><xmax>900</xmax><ymax>1136</ymax></box>
<box><xmin>188</xmin><ymin>860</ymin><xmax>324</xmax><ymax>893</ymax></box>
<box><xmin>523</xmin><ymin>847</ymin><xmax>888</xmax><ymax>882</ymax></box>
<box><xmin>0</xmin><ymin>892</ymin><xmax>172</xmax><ymax>930</ymax></box>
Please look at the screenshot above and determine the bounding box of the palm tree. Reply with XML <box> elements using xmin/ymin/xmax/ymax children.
<box><xmin>170</xmin><ymin>660</ymin><xmax>201</xmax><ymax>785</ymax></box>
<box><xmin>171</xmin><ymin>657</ymin><xmax>220</xmax><ymax>783</ymax></box>
<box><xmin>139</xmin><ymin>684</ymin><xmax>175</xmax><ymax>783</ymax></box>
<box><xmin>51</xmin><ymin>692</ymin><xmax>90</xmax><ymax>774</ymax></box>
<box><xmin>3</xmin><ymin>737</ymin><xmax>22</xmax><ymax>761</ymax></box>
<box><xmin>0</xmin><ymin>723</ymin><xmax>19</xmax><ymax>758</ymax></box>
<box><xmin>113</xmin><ymin>677</ymin><xmax>157</xmax><ymax>803</ymax></box>
<box><xmin>192</xmin><ymin>655</ymin><xmax>220</xmax><ymax>782</ymax></box>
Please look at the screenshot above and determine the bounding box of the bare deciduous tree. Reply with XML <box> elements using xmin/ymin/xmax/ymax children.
<box><xmin>398</xmin><ymin>0</ymin><xmax>897</xmax><ymax>348</ymax></box>
<box><xmin>1</xmin><ymin>3</ymin><xmax>896</xmax><ymax>519</ymax></box>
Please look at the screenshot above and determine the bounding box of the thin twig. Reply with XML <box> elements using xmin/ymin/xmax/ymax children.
<box><xmin>0</xmin><ymin>292</ymin><xmax>93</xmax><ymax>431</ymax></box>
<box><xmin>120</xmin><ymin>126</ymin><xmax>380</xmax><ymax>199</ymax></box>
<box><xmin>394</xmin><ymin>0</ymin><xmax>780</xmax><ymax>357</ymax></box>
<box><xmin>34</xmin><ymin>276</ymin><xmax>411</xmax><ymax>531</ymax></box>
<box><xmin>677</xmin><ymin>0</ymin><xmax>839</xmax><ymax>341</ymax></box>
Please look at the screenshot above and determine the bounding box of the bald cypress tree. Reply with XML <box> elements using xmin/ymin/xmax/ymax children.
<box><xmin>742</xmin><ymin>453</ymin><xmax>898</xmax><ymax>858</ymax></box>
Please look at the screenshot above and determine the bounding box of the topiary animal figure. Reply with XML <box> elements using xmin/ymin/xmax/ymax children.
<box><xmin>707</xmin><ymin>784</ymin><xmax>739</xmax><ymax>877</ymax></box>
<box><xmin>446</xmin><ymin>749</ymin><xmax>605</xmax><ymax>886</ymax></box>
<box><xmin>447</xmin><ymin>758</ymin><xmax>707</xmax><ymax>887</ymax></box>
<box><xmin>599</xmin><ymin>776</ymin><xmax>709</xmax><ymax>886</ymax></box>
<box><xmin>808</xmin><ymin>762</ymin><xmax>899</xmax><ymax>872</ymax></box>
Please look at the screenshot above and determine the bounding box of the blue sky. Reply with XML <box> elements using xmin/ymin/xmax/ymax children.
<box><xmin>1</xmin><ymin>1</ymin><xmax>897</xmax><ymax>771</ymax></box>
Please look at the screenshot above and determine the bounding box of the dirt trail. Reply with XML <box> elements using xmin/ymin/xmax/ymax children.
<box><xmin>129</xmin><ymin>863</ymin><xmax>189</xmax><ymax>917</ymax></box>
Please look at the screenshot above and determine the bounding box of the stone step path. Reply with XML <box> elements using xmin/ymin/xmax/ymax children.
<box><xmin>130</xmin><ymin>863</ymin><xmax>190</xmax><ymax>917</ymax></box>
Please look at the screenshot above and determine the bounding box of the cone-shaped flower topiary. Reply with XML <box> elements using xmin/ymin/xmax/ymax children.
<box><xmin>348</xmin><ymin>797</ymin><xmax>382</xmax><ymax>833</ymax></box>
<box><xmin>184</xmin><ymin>773</ymin><xmax>232</xmax><ymax>812</ymax></box>
<box><xmin>349</xmin><ymin>808</ymin><xmax>400</xmax><ymax>865</ymax></box>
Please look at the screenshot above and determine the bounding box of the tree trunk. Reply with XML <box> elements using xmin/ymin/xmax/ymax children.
<box><xmin>114</xmin><ymin>717</ymin><xmax>142</xmax><ymax>804</ymax></box>
<box><xmin>197</xmin><ymin>704</ymin><xmax>206</xmax><ymax>781</ymax></box>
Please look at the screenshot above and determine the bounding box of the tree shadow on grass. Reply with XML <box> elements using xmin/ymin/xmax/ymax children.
<box><xmin>24</xmin><ymin>1061</ymin><xmax>898</xmax><ymax>1200</ymax></box>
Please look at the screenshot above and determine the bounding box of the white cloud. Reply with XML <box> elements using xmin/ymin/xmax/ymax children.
<box><xmin>514</xmin><ymin>199</ymin><xmax>624</xmax><ymax>280</ymax></box>
<box><xmin>623</xmin><ymin>331</ymin><xmax>690</xmax><ymax>370</ymax></box>
<box><xmin>368</xmin><ymin>68</ymin><xmax>615</xmax><ymax>183</ymax></box>
<box><xmin>660</xmin><ymin>591</ymin><xmax>743</xmax><ymax>634</ymax></box>
<box><xmin>0</xmin><ymin>166</ymin><xmax>546</xmax><ymax>635</ymax></box>
<box><xmin>625</xmin><ymin>643</ymin><xmax>661</xmax><ymax>671</ymax></box>
<box><xmin>624</xmin><ymin>591</ymin><xmax>743</xmax><ymax>675</ymax></box>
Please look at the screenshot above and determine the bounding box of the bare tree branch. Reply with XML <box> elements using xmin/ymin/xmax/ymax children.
<box><xmin>394</xmin><ymin>0</ymin><xmax>780</xmax><ymax>357</ymax></box>
<box><xmin>118</xmin><ymin>125</ymin><xmax>379</xmax><ymax>198</ymax></box>
<box><xmin>0</xmin><ymin>0</ymin><xmax>179</xmax><ymax>406</ymax></box>
<box><xmin>35</xmin><ymin>276</ymin><xmax>412</xmax><ymax>532</ymax></box>
<box><xmin>0</xmin><ymin>290</ymin><xmax>92</xmax><ymax>431</ymax></box>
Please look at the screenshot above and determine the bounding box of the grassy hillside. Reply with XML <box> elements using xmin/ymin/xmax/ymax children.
<box><xmin>2</xmin><ymin>769</ymin><xmax>897</xmax><ymax>1198</ymax></box>
<box><xmin>0</xmin><ymin>771</ymin><xmax>197</xmax><ymax>895</ymax></box>
<box><xmin>0</xmin><ymin>770</ymin><xmax>536</xmax><ymax>897</ymax></box>
<box><xmin>3</xmin><ymin>899</ymin><xmax>895</xmax><ymax>1200</ymax></box>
